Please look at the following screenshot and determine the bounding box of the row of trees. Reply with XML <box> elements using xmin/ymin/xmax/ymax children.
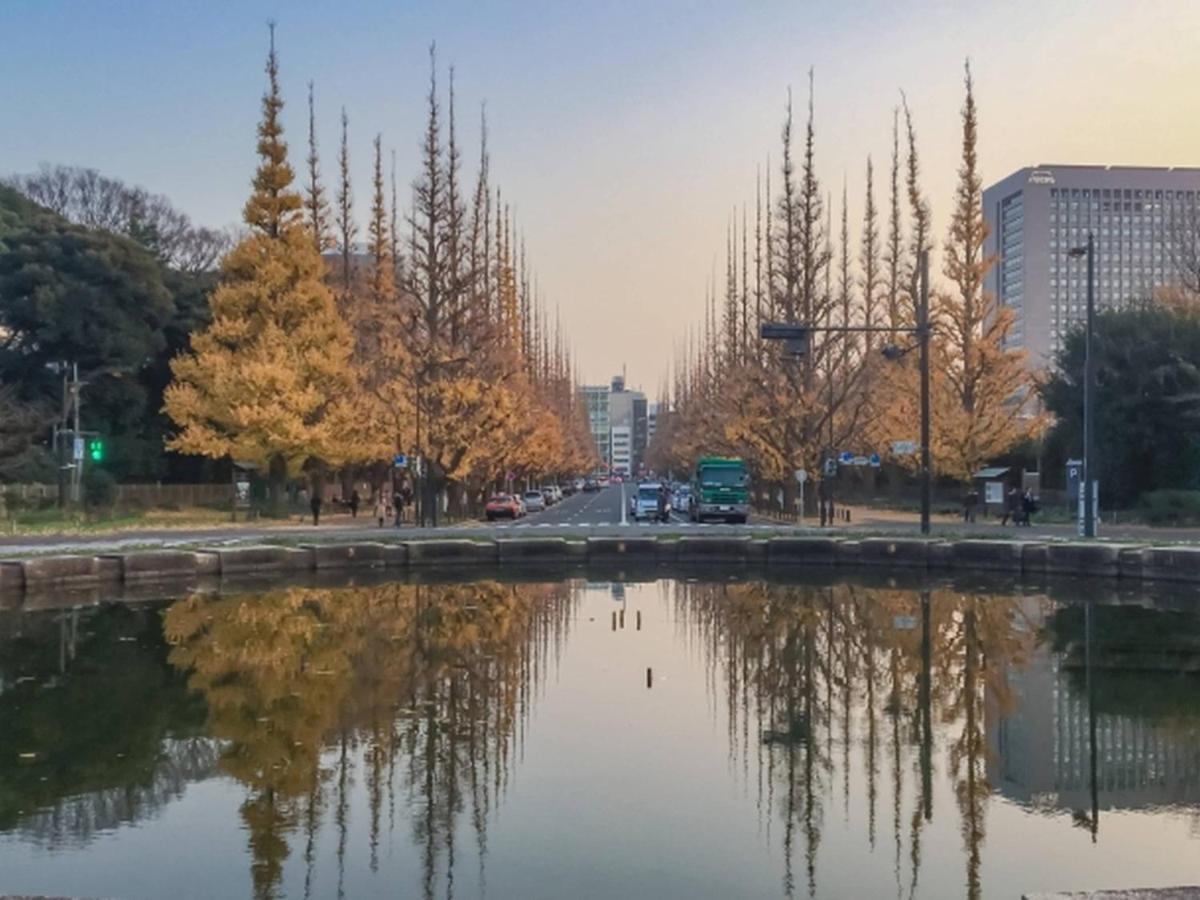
<box><xmin>165</xmin><ymin>34</ymin><xmax>595</xmax><ymax>513</ymax></box>
<box><xmin>649</xmin><ymin>65</ymin><xmax>1040</xmax><ymax>505</ymax></box>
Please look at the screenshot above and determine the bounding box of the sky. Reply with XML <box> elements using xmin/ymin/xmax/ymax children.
<box><xmin>4</xmin><ymin>0</ymin><xmax>1200</xmax><ymax>391</ymax></box>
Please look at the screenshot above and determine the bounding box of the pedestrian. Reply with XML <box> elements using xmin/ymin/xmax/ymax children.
<box><xmin>310</xmin><ymin>491</ymin><xmax>323</xmax><ymax>526</ymax></box>
<box><xmin>966</xmin><ymin>489</ymin><xmax>979</xmax><ymax>523</ymax></box>
<box><xmin>961</xmin><ymin>489</ymin><xmax>972</xmax><ymax>523</ymax></box>
<box><xmin>1020</xmin><ymin>489</ymin><xmax>1037</xmax><ymax>527</ymax></box>
<box><xmin>349</xmin><ymin>489</ymin><xmax>360</xmax><ymax>519</ymax></box>
<box><xmin>392</xmin><ymin>486</ymin><xmax>405</xmax><ymax>526</ymax></box>
<box><xmin>1001</xmin><ymin>487</ymin><xmax>1019</xmax><ymax>526</ymax></box>
<box><xmin>374</xmin><ymin>493</ymin><xmax>388</xmax><ymax>527</ymax></box>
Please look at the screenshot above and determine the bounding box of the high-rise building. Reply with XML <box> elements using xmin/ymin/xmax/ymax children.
<box><xmin>610</xmin><ymin>425</ymin><xmax>632</xmax><ymax>476</ymax></box>
<box><xmin>983</xmin><ymin>165</ymin><xmax>1200</xmax><ymax>367</ymax></box>
<box><xmin>609</xmin><ymin>382</ymin><xmax>648</xmax><ymax>476</ymax></box>
<box><xmin>581</xmin><ymin>385</ymin><xmax>611</xmax><ymax>467</ymax></box>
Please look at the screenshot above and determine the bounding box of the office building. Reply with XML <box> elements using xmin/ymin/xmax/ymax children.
<box><xmin>609</xmin><ymin>382</ymin><xmax>648</xmax><ymax>476</ymax></box>
<box><xmin>983</xmin><ymin>165</ymin><xmax>1200</xmax><ymax>367</ymax></box>
<box><xmin>610</xmin><ymin>425</ymin><xmax>632</xmax><ymax>476</ymax></box>
<box><xmin>581</xmin><ymin>385</ymin><xmax>611</xmax><ymax>467</ymax></box>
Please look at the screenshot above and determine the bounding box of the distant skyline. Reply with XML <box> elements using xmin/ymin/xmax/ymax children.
<box><xmin>4</xmin><ymin>0</ymin><xmax>1200</xmax><ymax>387</ymax></box>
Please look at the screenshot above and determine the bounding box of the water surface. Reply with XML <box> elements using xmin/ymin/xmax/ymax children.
<box><xmin>2</xmin><ymin>574</ymin><xmax>1199</xmax><ymax>899</ymax></box>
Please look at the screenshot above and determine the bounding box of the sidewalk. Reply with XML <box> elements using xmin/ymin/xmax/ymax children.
<box><xmin>832</xmin><ymin>503</ymin><xmax>1200</xmax><ymax>543</ymax></box>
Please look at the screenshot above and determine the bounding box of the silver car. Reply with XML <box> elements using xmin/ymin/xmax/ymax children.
<box><xmin>523</xmin><ymin>490</ymin><xmax>546</xmax><ymax>513</ymax></box>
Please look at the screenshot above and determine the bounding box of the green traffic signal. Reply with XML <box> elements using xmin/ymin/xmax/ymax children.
<box><xmin>88</xmin><ymin>439</ymin><xmax>104</xmax><ymax>462</ymax></box>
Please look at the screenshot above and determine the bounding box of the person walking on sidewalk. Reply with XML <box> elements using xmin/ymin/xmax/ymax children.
<box><xmin>349</xmin><ymin>489</ymin><xmax>360</xmax><ymax>518</ymax></box>
<box><xmin>1001</xmin><ymin>487</ymin><xmax>1019</xmax><ymax>526</ymax></box>
<box><xmin>392</xmin><ymin>487</ymin><xmax>405</xmax><ymax>526</ymax></box>
<box><xmin>374</xmin><ymin>493</ymin><xmax>388</xmax><ymax>528</ymax></box>
<box><xmin>310</xmin><ymin>492</ymin><xmax>323</xmax><ymax>526</ymax></box>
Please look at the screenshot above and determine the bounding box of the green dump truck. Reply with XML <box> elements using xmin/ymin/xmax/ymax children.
<box><xmin>688</xmin><ymin>456</ymin><xmax>750</xmax><ymax>524</ymax></box>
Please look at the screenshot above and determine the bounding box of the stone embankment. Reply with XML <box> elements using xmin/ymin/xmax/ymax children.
<box><xmin>2</xmin><ymin>536</ymin><xmax>1199</xmax><ymax>600</ymax></box>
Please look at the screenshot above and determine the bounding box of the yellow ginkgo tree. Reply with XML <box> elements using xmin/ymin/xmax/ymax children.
<box><xmin>164</xmin><ymin>29</ymin><xmax>358</xmax><ymax>513</ymax></box>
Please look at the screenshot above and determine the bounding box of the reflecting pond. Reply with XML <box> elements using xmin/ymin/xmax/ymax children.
<box><xmin>2</xmin><ymin>574</ymin><xmax>1200</xmax><ymax>898</ymax></box>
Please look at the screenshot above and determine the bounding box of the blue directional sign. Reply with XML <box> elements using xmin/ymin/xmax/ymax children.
<box><xmin>839</xmin><ymin>451</ymin><xmax>854</xmax><ymax>464</ymax></box>
<box><xmin>393</xmin><ymin>454</ymin><xmax>408</xmax><ymax>468</ymax></box>
<box><xmin>869</xmin><ymin>452</ymin><xmax>881</xmax><ymax>468</ymax></box>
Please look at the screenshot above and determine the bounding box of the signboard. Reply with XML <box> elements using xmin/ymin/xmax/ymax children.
<box><xmin>505</xmin><ymin>470</ymin><xmax>515</xmax><ymax>483</ymax></box>
<box><xmin>794</xmin><ymin>469</ymin><xmax>807</xmax><ymax>484</ymax></box>
<box><xmin>985</xmin><ymin>481</ymin><xmax>1004</xmax><ymax>504</ymax></box>
<box><xmin>73</xmin><ymin>437</ymin><xmax>85</xmax><ymax>462</ymax></box>
<box><xmin>823</xmin><ymin>458</ymin><xmax>838</xmax><ymax>477</ymax></box>
<box><xmin>393</xmin><ymin>453</ymin><xmax>408</xmax><ymax>468</ymax></box>
<box><xmin>839</xmin><ymin>451</ymin><xmax>854</xmax><ymax>464</ymax></box>
<box><xmin>850</xmin><ymin>456</ymin><xmax>870</xmax><ymax>467</ymax></box>
<box><xmin>235</xmin><ymin>479</ymin><xmax>251</xmax><ymax>507</ymax></box>
<box><xmin>891</xmin><ymin>440</ymin><xmax>916</xmax><ymax>456</ymax></box>
<box><xmin>869</xmin><ymin>453</ymin><xmax>881</xmax><ymax>468</ymax></box>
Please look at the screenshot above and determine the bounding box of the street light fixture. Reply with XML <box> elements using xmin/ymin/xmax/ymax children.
<box><xmin>1067</xmin><ymin>233</ymin><xmax>1097</xmax><ymax>538</ymax></box>
<box><xmin>759</xmin><ymin>250</ymin><xmax>933</xmax><ymax>535</ymax></box>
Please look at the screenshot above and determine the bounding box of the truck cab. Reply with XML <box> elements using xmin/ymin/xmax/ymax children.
<box><xmin>689</xmin><ymin>457</ymin><xmax>750</xmax><ymax>524</ymax></box>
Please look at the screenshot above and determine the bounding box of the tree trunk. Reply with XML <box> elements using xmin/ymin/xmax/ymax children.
<box><xmin>267</xmin><ymin>453</ymin><xmax>288</xmax><ymax>518</ymax></box>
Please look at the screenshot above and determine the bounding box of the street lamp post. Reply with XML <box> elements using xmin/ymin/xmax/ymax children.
<box><xmin>760</xmin><ymin>249</ymin><xmax>932</xmax><ymax>536</ymax></box>
<box><xmin>917</xmin><ymin>250</ymin><xmax>932</xmax><ymax>536</ymax></box>
<box><xmin>1068</xmin><ymin>234</ymin><xmax>1097</xmax><ymax>538</ymax></box>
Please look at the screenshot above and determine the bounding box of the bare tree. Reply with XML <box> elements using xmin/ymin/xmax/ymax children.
<box><xmin>6</xmin><ymin>163</ymin><xmax>228</xmax><ymax>271</ymax></box>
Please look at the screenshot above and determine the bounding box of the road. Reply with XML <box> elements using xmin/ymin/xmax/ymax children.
<box><xmin>0</xmin><ymin>484</ymin><xmax>1197</xmax><ymax>556</ymax></box>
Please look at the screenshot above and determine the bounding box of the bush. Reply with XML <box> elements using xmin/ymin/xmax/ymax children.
<box><xmin>83</xmin><ymin>467</ymin><xmax>118</xmax><ymax>510</ymax></box>
<box><xmin>1139</xmin><ymin>490</ymin><xmax>1200</xmax><ymax>526</ymax></box>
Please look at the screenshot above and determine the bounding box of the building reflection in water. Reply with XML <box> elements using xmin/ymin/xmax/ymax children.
<box><xmin>673</xmin><ymin>580</ymin><xmax>1200</xmax><ymax>900</ymax></box>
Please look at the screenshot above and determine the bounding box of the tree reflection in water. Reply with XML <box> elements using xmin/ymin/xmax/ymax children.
<box><xmin>674</xmin><ymin>580</ymin><xmax>1041</xmax><ymax>900</ymax></box>
<box><xmin>163</xmin><ymin>579</ymin><xmax>576</xmax><ymax>900</ymax></box>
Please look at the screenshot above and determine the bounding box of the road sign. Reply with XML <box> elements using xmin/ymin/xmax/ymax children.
<box><xmin>839</xmin><ymin>451</ymin><xmax>854</xmax><ymax>464</ymax></box>
<box><xmin>869</xmin><ymin>452</ymin><xmax>881</xmax><ymax>468</ymax></box>
<box><xmin>72</xmin><ymin>437</ymin><xmax>84</xmax><ymax>461</ymax></box>
<box><xmin>850</xmin><ymin>456</ymin><xmax>870</xmax><ymax>467</ymax></box>
<box><xmin>891</xmin><ymin>440</ymin><xmax>916</xmax><ymax>456</ymax></box>
<box><xmin>794</xmin><ymin>469</ymin><xmax>807</xmax><ymax>484</ymax></box>
<box><xmin>505</xmin><ymin>471</ymin><xmax>515</xmax><ymax>482</ymax></box>
<box><xmin>393</xmin><ymin>454</ymin><xmax>408</xmax><ymax>468</ymax></box>
<box><xmin>823</xmin><ymin>458</ymin><xmax>838</xmax><ymax>477</ymax></box>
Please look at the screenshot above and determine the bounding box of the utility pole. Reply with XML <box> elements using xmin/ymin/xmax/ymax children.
<box><xmin>918</xmin><ymin>250</ymin><xmax>931</xmax><ymax>536</ymax></box>
<box><xmin>70</xmin><ymin>363</ymin><xmax>82</xmax><ymax>507</ymax></box>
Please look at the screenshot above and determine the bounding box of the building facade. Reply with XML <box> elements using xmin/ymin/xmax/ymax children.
<box><xmin>610</xmin><ymin>425</ymin><xmax>632</xmax><ymax>476</ymax></box>
<box><xmin>581</xmin><ymin>385</ymin><xmax>611</xmax><ymax>467</ymax></box>
<box><xmin>983</xmin><ymin>165</ymin><xmax>1200</xmax><ymax>367</ymax></box>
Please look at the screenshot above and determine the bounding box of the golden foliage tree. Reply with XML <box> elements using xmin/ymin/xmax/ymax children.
<box><xmin>875</xmin><ymin>63</ymin><xmax>1040</xmax><ymax>481</ymax></box>
<box><xmin>164</xmin><ymin>28</ymin><xmax>357</xmax><ymax>511</ymax></box>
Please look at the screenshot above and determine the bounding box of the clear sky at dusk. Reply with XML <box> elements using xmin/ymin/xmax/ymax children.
<box><xmin>3</xmin><ymin>0</ymin><xmax>1200</xmax><ymax>389</ymax></box>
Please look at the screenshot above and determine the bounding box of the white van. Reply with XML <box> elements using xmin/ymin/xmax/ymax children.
<box><xmin>632</xmin><ymin>482</ymin><xmax>669</xmax><ymax>522</ymax></box>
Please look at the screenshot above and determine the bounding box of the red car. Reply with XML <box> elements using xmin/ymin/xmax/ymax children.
<box><xmin>485</xmin><ymin>493</ymin><xmax>523</xmax><ymax>520</ymax></box>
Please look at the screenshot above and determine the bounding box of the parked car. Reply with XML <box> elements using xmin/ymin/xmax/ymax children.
<box><xmin>523</xmin><ymin>490</ymin><xmax>547</xmax><ymax>513</ymax></box>
<box><xmin>582</xmin><ymin>477</ymin><xmax>600</xmax><ymax>493</ymax></box>
<box><xmin>672</xmin><ymin>485</ymin><xmax>691</xmax><ymax>513</ymax></box>
<box><xmin>485</xmin><ymin>493</ymin><xmax>523</xmax><ymax>520</ymax></box>
<box><xmin>541</xmin><ymin>486</ymin><xmax>558</xmax><ymax>506</ymax></box>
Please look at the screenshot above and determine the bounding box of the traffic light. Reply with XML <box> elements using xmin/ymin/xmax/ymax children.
<box><xmin>88</xmin><ymin>439</ymin><xmax>104</xmax><ymax>462</ymax></box>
